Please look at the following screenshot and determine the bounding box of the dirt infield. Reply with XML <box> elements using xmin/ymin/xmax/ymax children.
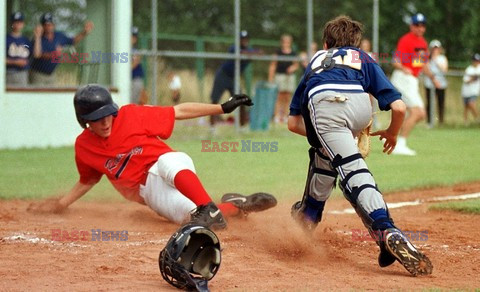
<box><xmin>1</xmin><ymin>182</ymin><xmax>480</xmax><ymax>291</ymax></box>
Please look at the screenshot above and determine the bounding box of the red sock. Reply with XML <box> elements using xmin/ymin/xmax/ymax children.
<box><xmin>218</xmin><ymin>203</ymin><xmax>240</xmax><ymax>217</ymax></box>
<box><xmin>173</xmin><ymin>170</ymin><xmax>212</xmax><ymax>206</ymax></box>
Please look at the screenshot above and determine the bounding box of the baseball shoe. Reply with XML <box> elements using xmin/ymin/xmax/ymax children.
<box><xmin>378</xmin><ymin>241</ymin><xmax>397</xmax><ymax>267</ymax></box>
<box><xmin>221</xmin><ymin>192</ymin><xmax>277</xmax><ymax>215</ymax></box>
<box><xmin>189</xmin><ymin>202</ymin><xmax>227</xmax><ymax>230</ymax></box>
<box><xmin>392</xmin><ymin>144</ymin><xmax>417</xmax><ymax>156</ymax></box>
<box><xmin>290</xmin><ymin>201</ymin><xmax>320</xmax><ymax>232</ymax></box>
<box><xmin>383</xmin><ymin>228</ymin><xmax>433</xmax><ymax>276</ymax></box>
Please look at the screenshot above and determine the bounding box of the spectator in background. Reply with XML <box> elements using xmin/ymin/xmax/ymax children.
<box><xmin>360</xmin><ymin>38</ymin><xmax>372</xmax><ymax>55</ymax></box>
<box><xmin>31</xmin><ymin>12</ymin><xmax>93</xmax><ymax>86</ymax></box>
<box><xmin>300</xmin><ymin>41</ymin><xmax>318</xmax><ymax>73</ymax></box>
<box><xmin>390</xmin><ymin>13</ymin><xmax>428</xmax><ymax>156</ymax></box>
<box><xmin>6</xmin><ymin>12</ymin><xmax>32</xmax><ymax>86</ymax></box>
<box><xmin>269</xmin><ymin>34</ymin><xmax>299</xmax><ymax>124</ymax></box>
<box><xmin>423</xmin><ymin>40</ymin><xmax>448</xmax><ymax>125</ymax></box>
<box><xmin>209</xmin><ymin>30</ymin><xmax>261</xmax><ymax>133</ymax></box>
<box><xmin>168</xmin><ymin>72</ymin><xmax>182</xmax><ymax>104</ymax></box>
<box><xmin>460</xmin><ymin>53</ymin><xmax>480</xmax><ymax>125</ymax></box>
<box><xmin>131</xmin><ymin>26</ymin><xmax>147</xmax><ymax>105</ymax></box>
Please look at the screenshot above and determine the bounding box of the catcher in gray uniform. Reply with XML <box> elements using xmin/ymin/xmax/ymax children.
<box><xmin>288</xmin><ymin>15</ymin><xmax>432</xmax><ymax>276</ymax></box>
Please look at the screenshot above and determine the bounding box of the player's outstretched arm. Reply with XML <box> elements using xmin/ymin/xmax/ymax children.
<box><xmin>371</xmin><ymin>99</ymin><xmax>406</xmax><ymax>154</ymax></box>
<box><xmin>27</xmin><ymin>181</ymin><xmax>95</xmax><ymax>214</ymax></box>
<box><xmin>174</xmin><ymin>94</ymin><xmax>253</xmax><ymax>120</ymax></box>
<box><xmin>287</xmin><ymin>115</ymin><xmax>307</xmax><ymax>136</ymax></box>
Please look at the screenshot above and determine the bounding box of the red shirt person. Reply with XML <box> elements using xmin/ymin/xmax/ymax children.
<box><xmin>29</xmin><ymin>84</ymin><xmax>277</xmax><ymax>229</ymax></box>
<box><xmin>390</xmin><ymin>13</ymin><xmax>428</xmax><ymax>156</ymax></box>
<box><xmin>395</xmin><ymin>30</ymin><xmax>428</xmax><ymax>77</ymax></box>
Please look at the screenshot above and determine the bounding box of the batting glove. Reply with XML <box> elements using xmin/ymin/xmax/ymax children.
<box><xmin>221</xmin><ymin>94</ymin><xmax>254</xmax><ymax>113</ymax></box>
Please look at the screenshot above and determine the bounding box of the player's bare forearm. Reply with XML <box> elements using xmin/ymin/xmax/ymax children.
<box><xmin>387</xmin><ymin>99</ymin><xmax>406</xmax><ymax>136</ymax></box>
<box><xmin>287</xmin><ymin>115</ymin><xmax>307</xmax><ymax>136</ymax></box>
<box><xmin>27</xmin><ymin>181</ymin><xmax>94</xmax><ymax>214</ymax></box>
<box><xmin>174</xmin><ymin>103</ymin><xmax>223</xmax><ymax>120</ymax></box>
<box><xmin>371</xmin><ymin>99</ymin><xmax>406</xmax><ymax>154</ymax></box>
<box><xmin>58</xmin><ymin>181</ymin><xmax>95</xmax><ymax>209</ymax></box>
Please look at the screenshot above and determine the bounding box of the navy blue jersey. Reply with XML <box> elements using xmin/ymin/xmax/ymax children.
<box><xmin>31</xmin><ymin>31</ymin><xmax>74</xmax><ymax>74</ymax></box>
<box><xmin>290</xmin><ymin>47</ymin><xmax>401</xmax><ymax>148</ymax></box>
<box><xmin>290</xmin><ymin>47</ymin><xmax>401</xmax><ymax>116</ymax></box>
<box><xmin>6</xmin><ymin>34</ymin><xmax>32</xmax><ymax>71</ymax></box>
<box><xmin>220</xmin><ymin>45</ymin><xmax>256</xmax><ymax>78</ymax></box>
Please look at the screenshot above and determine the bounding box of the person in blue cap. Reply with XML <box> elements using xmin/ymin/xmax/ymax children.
<box><xmin>209</xmin><ymin>30</ymin><xmax>262</xmax><ymax>132</ymax></box>
<box><xmin>6</xmin><ymin>12</ymin><xmax>32</xmax><ymax>86</ymax></box>
<box><xmin>31</xmin><ymin>12</ymin><xmax>94</xmax><ymax>86</ymax></box>
<box><xmin>131</xmin><ymin>26</ymin><xmax>147</xmax><ymax>104</ymax></box>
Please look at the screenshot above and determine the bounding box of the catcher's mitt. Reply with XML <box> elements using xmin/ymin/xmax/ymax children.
<box><xmin>159</xmin><ymin>224</ymin><xmax>221</xmax><ymax>292</ymax></box>
<box><xmin>357</xmin><ymin>118</ymin><xmax>373</xmax><ymax>158</ymax></box>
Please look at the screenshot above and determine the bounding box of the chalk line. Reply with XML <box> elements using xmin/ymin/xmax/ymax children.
<box><xmin>329</xmin><ymin>192</ymin><xmax>480</xmax><ymax>215</ymax></box>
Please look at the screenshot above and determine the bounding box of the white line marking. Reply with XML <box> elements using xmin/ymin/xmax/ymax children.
<box><xmin>1</xmin><ymin>233</ymin><xmax>90</xmax><ymax>248</ymax></box>
<box><xmin>329</xmin><ymin>192</ymin><xmax>480</xmax><ymax>215</ymax></box>
<box><xmin>1</xmin><ymin>232</ymin><xmax>169</xmax><ymax>247</ymax></box>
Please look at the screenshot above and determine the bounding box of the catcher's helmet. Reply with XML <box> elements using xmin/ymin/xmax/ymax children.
<box><xmin>73</xmin><ymin>84</ymin><xmax>119</xmax><ymax>128</ymax></box>
<box><xmin>159</xmin><ymin>224</ymin><xmax>221</xmax><ymax>292</ymax></box>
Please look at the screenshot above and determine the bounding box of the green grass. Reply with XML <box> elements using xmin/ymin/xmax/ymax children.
<box><xmin>1</xmin><ymin>122</ymin><xmax>480</xmax><ymax>204</ymax></box>
<box><xmin>429</xmin><ymin>199</ymin><xmax>480</xmax><ymax>214</ymax></box>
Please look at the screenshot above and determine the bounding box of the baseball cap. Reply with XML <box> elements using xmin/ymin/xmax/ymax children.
<box><xmin>472</xmin><ymin>53</ymin><xmax>480</xmax><ymax>62</ymax></box>
<box><xmin>132</xmin><ymin>26</ymin><xmax>139</xmax><ymax>36</ymax></box>
<box><xmin>11</xmin><ymin>12</ymin><xmax>24</xmax><ymax>22</ymax></box>
<box><xmin>411</xmin><ymin>13</ymin><xmax>426</xmax><ymax>25</ymax></box>
<box><xmin>240</xmin><ymin>30</ymin><xmax>249</xmax><ymax>39</ymax></box>
<box><xmin>40</xmin><ymin>12</ymin><xmax>54</xmax><ymax>24</ymax></box>
<box><xmin>429</xmin><ymin>39</ymin><xmax>442</xmax><ymax>48</ymax></box>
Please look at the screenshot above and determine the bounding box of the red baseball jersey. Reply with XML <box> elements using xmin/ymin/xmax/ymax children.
<box><xmin>395</xmin><ymin>32</ymin><xmax>428</xmax><ymax>77</ymax></box>
<box><xmin>75</xmin><ymin>105</ymin><xmax>175</xmax><ymax>203</ymax></box>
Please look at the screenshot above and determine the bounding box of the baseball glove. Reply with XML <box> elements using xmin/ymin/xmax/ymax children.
<box><xmin>357</xmin><ymin>118</ymin><xmax>373</xmax><ymax>158</ymax></box>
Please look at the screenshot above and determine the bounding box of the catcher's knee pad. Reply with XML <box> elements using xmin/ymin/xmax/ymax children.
<box><xmin>307</xmin><ymin>147</ymin><xmax>338</xmax><ymax>202</ymax></box>
<box><xmin>332</xmin><ymin>153</ymin><xmax>392</xmax><ymax>231</ymax></box>
<box><xmin>292</xmin><ymin>148</ymin><xmax>336</xmax><ymax>231</ymax></box>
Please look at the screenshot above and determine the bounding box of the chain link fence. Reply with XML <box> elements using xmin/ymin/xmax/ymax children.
<box><xmin>5</xmin><ymin>0</ymin><xmax>476</xmax><ymax>127</ymax></box>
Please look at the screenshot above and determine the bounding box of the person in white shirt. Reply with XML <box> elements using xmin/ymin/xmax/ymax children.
<box><xmin>461</xmin><ymin>54</ymin><xmax>480</xmax><ymax>124</ymax></box>
<box><xmin>424</xmin><ymin>40</ymin><xmax>448</xmax><ymax>125</ymax></box>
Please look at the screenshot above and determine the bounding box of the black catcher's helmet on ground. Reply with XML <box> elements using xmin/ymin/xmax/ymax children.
<box><xmin>159</xmin><ymin>224</ymin><xmax>221</xmax><ymax>292</ymax></box>
<box><xmin>73</xmin><ymin>84</ymin><xmax>119</xmax><ymax>128</ymax></box>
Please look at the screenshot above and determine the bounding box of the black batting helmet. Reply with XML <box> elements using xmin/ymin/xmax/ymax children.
<box><xmin>73</xmin><ymin>84</ymin><xmax>119</xmax><ymax>128</ymax></box>
<box><xmin>159</xmin><ymin>224</ymin><xmax>221</xmax><ymax>292</ymax></box>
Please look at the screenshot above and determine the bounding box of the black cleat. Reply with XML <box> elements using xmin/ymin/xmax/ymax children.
<box><xmin>384</xmin><ymin>228</ymin><xmax>433</xmax><ymax>276</ymax></box>
<box><xmin>189</xmin><ymin>202</ymin><xmax>227</xmax><ymax>230</ymax></box>
<box><xmin>378</xmin><ymin>241</ymin><xmax>397</xmax><ymax>267</ymax></box>
<box><xmin>291</xmin><ymin>201</ymin><xmax>318</xmax><ymax>232</ymax></box>
<box><xmin>221</xmin><ymin>192</ymin><xmax>277</xmax><ymax>215</ymax></box>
